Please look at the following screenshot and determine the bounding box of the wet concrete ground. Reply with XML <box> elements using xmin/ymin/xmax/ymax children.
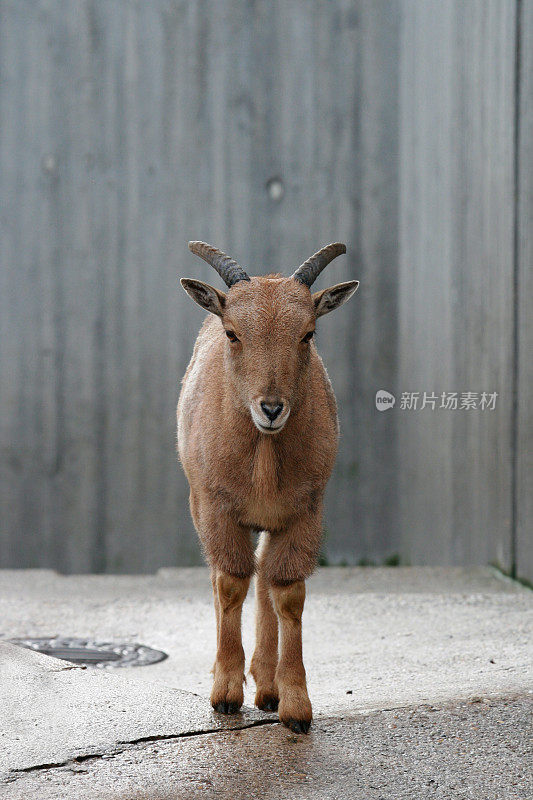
<box><xmin>1</xmin><ymin>567</ymin><xmax>532</xmax><ymax>798</ymax></box>
<box><xmin>5</xmin><ymin>696</ymin><xmax>532</xmax><ymax>799</ymax></box>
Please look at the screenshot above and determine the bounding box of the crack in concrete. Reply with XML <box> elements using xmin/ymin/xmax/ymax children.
<box><xmin>4</xmin><ymin>717</ymin><xmax>279</xmax><ymax>782</ymax></box>
<box><xmin>48</xmin><ymin>664</ymin><xmax>87</xmax><ymax>672</ymax></box>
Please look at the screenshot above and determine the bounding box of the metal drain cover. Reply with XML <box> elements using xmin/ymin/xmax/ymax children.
<box><xmin>9</xmin><ymin>637</ymin><xmax>168</xmax><ymax>668</ymax></box>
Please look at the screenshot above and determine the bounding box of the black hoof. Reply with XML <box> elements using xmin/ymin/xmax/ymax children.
<box><xmin>213</xmin><ymin>701</ymin><xmax>240</xmax><ymax>715</ymax></box>
<box><xmin>285</xmin><ymin>718</ymin><xmax>311</xmax><ymax>734</ymax></box>
<box><xmin>257</xmin><ymin>695</ymin><xmax>279</xmax><ymax>712</ymax></box>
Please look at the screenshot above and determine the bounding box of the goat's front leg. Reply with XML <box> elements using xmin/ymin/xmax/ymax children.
<box><xmin>261</xmin><ymin>514</ymin><xmax>322</xmax><ymax>733</ymax></box>
<box><xmin>211</xmin><ymin>570</ymin><xmax>250</xmax><ymax>713</ymax></box>
<box><xmin>193</xmin><ymin>501</ymin><xmax>254</xmax><ymax>715</ymax></box>
<box><xmin>270</xmin><ymin>580</ymin><xmax>312</xmax><ymax>733</ymax></box>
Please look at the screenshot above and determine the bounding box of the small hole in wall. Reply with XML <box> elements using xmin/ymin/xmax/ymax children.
<box><xmin>266</xmin><ymin>177</ymin><xmax>284</xmax><ymax>202</ymax></box>
<box><xmin>41</xmin><ymin>154</ymin><xmax>58</xmax><ymax>176</ymax></box>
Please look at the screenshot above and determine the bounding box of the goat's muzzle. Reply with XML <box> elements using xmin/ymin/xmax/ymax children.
<box><xmin>250</xmin><ymin>397</ymin><xmax>290</xmax><ymax>434</ymax></box>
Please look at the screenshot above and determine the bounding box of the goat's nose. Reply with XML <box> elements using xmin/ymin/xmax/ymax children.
<box><xmin>260</xmin><ymin>401</ymin><xmax>284</xmax><ymax>422</ymax></box>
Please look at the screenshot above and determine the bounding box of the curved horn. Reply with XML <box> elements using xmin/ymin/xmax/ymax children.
<box><xmin>188</xmin><ymin>241</ymin><xmax>250</xmax><ymax>288</ymax></box>
<box><xmin>291</xmin><ymin>242</ymin><xmax>347</xmax><ymax>287</ymax></box>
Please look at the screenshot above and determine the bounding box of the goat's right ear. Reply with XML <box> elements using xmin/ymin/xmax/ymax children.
<box><xmin>180</xmin><ymin>279</ymin><xmax>226</xmax><ymax>317</ymax></box>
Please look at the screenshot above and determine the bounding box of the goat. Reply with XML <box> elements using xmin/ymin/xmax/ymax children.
<box><xmin>177</xmin><ymin>241</ymin><xmax>358</xmax><ymax>733</ymax></box>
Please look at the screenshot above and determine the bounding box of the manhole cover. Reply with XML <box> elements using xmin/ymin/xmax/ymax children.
<box><xmin>8</xmin><ymin>637</ymin><xmax>168</xmax><ymax>668</ymax></box>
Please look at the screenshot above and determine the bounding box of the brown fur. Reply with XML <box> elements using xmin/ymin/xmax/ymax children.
<box><xmin>177</xmin><ymin>272</ymin><xmax>358</xmax><ymax>732</ymax></box>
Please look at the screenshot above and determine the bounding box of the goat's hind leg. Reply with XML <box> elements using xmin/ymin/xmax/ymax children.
<box><xmin>211</xmin><ymin>570</ymin><xmax>250</xmax><ymax>714</ymax></box>
<box><xmin>250</xmin><ymin>561</ymin><xmax>279</xmax><ymax>711</ymax></box>
<box><xmin>210</xmin><ymin>568</ymin><xmax>220</xmax><ymax>671</ymax></box>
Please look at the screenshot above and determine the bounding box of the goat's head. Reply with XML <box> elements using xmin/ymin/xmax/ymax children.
<box><xmin>181</xmin><ymin>242</ymin><xmax>358</xmax><ymax>434</ymax></box>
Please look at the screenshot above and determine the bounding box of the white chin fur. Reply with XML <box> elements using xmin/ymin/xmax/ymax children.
<box><xmin>250</xmin><ymin>405</ymin><xmax>290</xmax><ymax>434</ymax></box>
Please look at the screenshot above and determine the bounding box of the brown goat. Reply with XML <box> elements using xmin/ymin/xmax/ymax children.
<box><xmin>177</xmin><ymin>241</ymin><xmax>358</xmax><ymax>733</ymax></box>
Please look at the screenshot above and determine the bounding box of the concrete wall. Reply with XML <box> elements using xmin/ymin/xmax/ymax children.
<box><xmin>398</xmin><ymin>0</ymin><xmax>515</xmax><ymax>570</ymax></box>
<box><xmin>0</xmin><ymin>0</ymin><xmax>530</xmax><ymax>578</ymax></box>
<box><xmin>398</xmin><ymin>0</ymin><xmax>531</xmax><ymax>581</ymax></box>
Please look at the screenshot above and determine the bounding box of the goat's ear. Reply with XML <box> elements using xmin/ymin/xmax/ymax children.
<box><xmin>180</xmin><ymin>279</ymin><xmax>226</xmax><ymax>317</ymax></box>
<box><xmin>312</xmin><ymin>280</ymin><xmax>359</xmax><ymax>318</ymax></box>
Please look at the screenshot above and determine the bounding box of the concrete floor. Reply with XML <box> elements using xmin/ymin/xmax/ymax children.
<box><xmin>1</xmin><ymin>567</ymin><xmax>532</xmax><ymax>798</ymax></box>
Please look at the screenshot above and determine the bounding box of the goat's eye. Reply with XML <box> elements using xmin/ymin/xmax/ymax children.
<box><xmin>225</xmin><ymin>330</ymin><xmax>239</xmax><ymax>343</ymax></box>
<box><xmin>301</xmin><ymin>330</ymin><xmax>315</xmax><ymax>343</ymax></box>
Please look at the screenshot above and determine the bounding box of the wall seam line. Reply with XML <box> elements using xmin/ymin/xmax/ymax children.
<box><xmin>510</xmin><ymin>0</ymin><xmax>523</xmax><ymax>578</ymax></box>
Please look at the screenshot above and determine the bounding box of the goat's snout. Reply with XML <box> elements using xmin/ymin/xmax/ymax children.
<box><xmin>260</xmin><ymin>401</ymin><xmax>283</xmax><ymax>421</ymax></box>
<box><xmin>251</xmin><ymin>396</ymin><xmax>290</xmax><ymax>433</ymax></box>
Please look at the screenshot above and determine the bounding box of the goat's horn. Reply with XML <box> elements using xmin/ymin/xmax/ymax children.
<box><xmin>291</xmin><ymin>242</ymin><xmax>347</xmax><ymax>287</ymax></box>
<box><xmin>188</xmin><ymin>241</ymin><xmax>250</xmax><ymax>288</ymax></box>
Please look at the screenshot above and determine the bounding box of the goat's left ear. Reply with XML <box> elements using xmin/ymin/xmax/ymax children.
<box><xmin>180</xmin><ymin>278</ymin><xmax>226</xmax><ymax>317</ymax></box>
<box><xmin>312</xmin><ymin>280</ymin><xmax>359</xmax><ymax>318</ymax></box>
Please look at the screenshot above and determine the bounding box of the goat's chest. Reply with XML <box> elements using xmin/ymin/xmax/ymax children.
<box><xmin>230</xmin><ymin>435</ymin><xmax>307</xmax><ymax>530</ymax></box>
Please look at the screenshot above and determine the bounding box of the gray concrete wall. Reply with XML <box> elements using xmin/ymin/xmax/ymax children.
<box><xmin>0</xmin><ymin>0</ymin><xmax>530</xmax><ymax>578</ymax></box>
<box><xmin>398</xmin><ymin>0</ymin><xmax>531</xmax><ymax>579</ymax></box>
<box><xmin>398</xmin><ymin>0</ymin><xmax>516</xmax><ymax>571</ymax></box>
